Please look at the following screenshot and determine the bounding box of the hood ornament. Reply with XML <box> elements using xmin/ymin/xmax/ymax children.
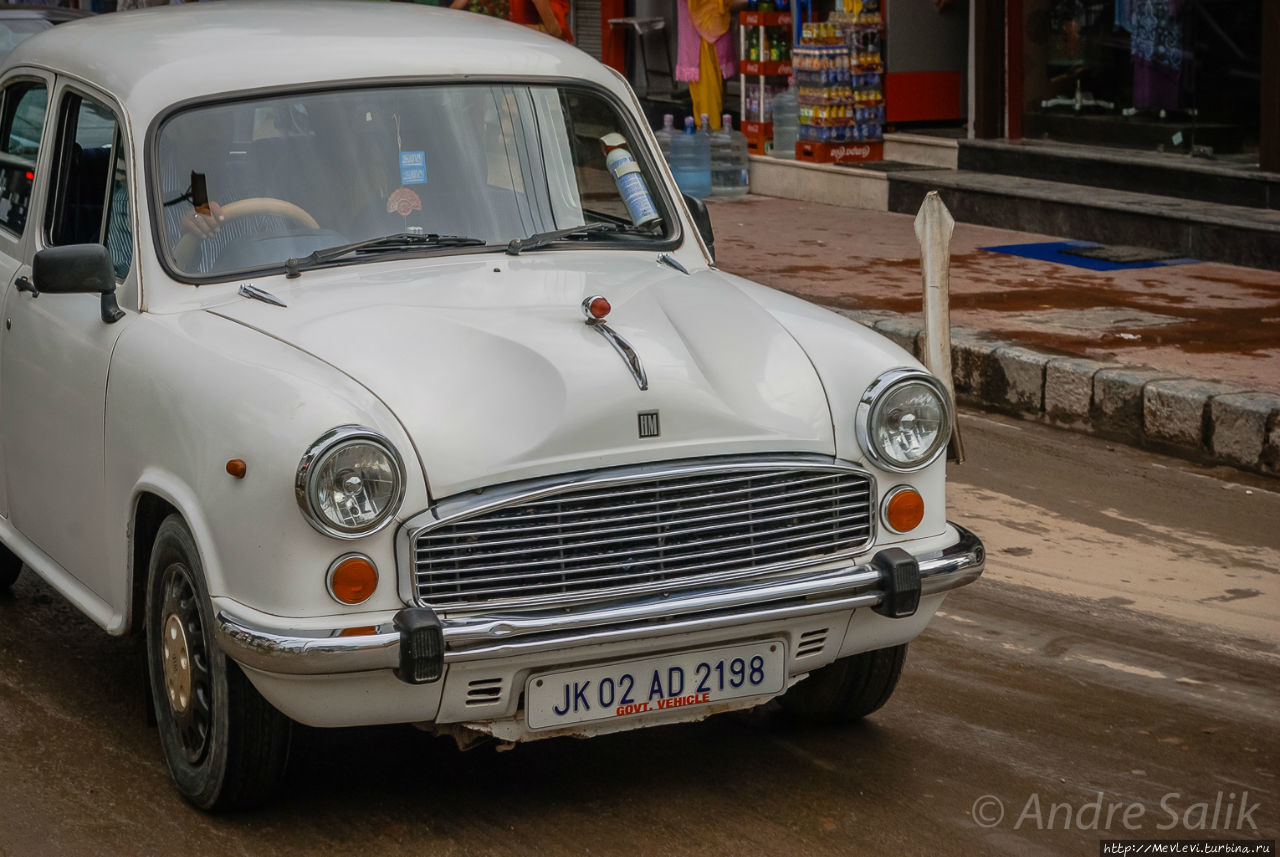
<box><xmin>238</xmin><ymin>283</ymin><xmax>287</xmax><ymax>307</ymax></box>
<box><xmin>581</xmin><ymin>295</ymin><xmax>647</xmax><ymax>391</ymax></box>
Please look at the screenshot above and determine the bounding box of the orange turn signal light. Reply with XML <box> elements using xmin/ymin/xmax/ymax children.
<box><xmin>884</xmin><ymin>486</ymin><xmax>925</xmax><ymax>534</ymax></box>
<box><xmin>328</xmin><ymin>554</ymin><xmax>378</xmax><ymax>605</ymax></box>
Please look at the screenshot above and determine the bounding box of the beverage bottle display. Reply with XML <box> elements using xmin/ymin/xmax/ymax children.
<box><xmin>670</xmin><ymin>116</ymin><xmax>712</xmax><ymax>199</ymax></box>
<box><xmin>711</xmin><ymin>113</ymin><xmax>750</xmax><ymax>197</ymax></box>
<box><xmin>770</xmin><ymin>79</ymin><xmax>799</xmax><ymax>159</ymax></box>
<box><xmin>654</xmin><ymin>113</ymin><xmax>677</xmax><ymax>163</ymax></box>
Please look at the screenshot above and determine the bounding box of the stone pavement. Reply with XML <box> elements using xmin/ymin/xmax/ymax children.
<box><xmin>706</xmin><ymin>196</ymin><xmax>1280</xmax><ymax>476</ymax></box>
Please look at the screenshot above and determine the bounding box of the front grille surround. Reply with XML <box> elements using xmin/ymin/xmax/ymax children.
<box><xmin>397</xmin><ymin>456</ymin><xmax>876</xmax><ymax>616</ymax></box>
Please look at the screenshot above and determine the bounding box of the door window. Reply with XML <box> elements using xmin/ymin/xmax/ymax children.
<box><xmin>46</xmin><ymin>92</ymin><xmax>130</xmax><ymax>278</ymax></box>
<box><xmin>0</xmin><ymin>81</ymin><xmax>48</xmax><ymax>236</ymax></box>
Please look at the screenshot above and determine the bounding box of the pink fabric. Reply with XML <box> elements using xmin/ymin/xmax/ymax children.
<box><xmin>675</xmin><ymin>0</ymin><xmax>737</xmax><ymax>82</ymax></box>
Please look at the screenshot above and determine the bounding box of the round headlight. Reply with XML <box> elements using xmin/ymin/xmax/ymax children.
<box><xmin>856</xmin><ymin>370</ymin><xmax>952</xmax><ymax>472</ymax></box>
<box><xmin>296</xmin><ymin>426</ymin><xmax>405</xmax><ymax>539</ymax></box>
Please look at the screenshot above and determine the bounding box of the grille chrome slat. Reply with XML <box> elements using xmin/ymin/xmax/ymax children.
<box><xmin>507</xmin><ymin>470</ymin><xmax>842</xmax><ymax>505</ymax></box>
<box><xmin>417</xmin><ymin>515</ymin><xmax>868</xmax><ymax>574</ymax></box>
<box><xmin>416</xmin><ymin>500</ymin><xmax>871</xmax><ymax>561</ymax></box>
<box><xmin>437</xmin><ymin>473</ymin><xmax>859</xmax><ymax>527</ymax></box>
<box><xmin>411</xmin><ymin>460</ymin><xmax>874</xmax><ymax>610</ymax></box>
<box><xmin>414</xmin><ymin>522</ymin><xmax>872</xmax><ymax>589</ymax></box>
<box><xmin>413</xmin><ymin>530</ymin><xmax>872</xmax><ymax>601</ymax></box>
<box><xmin>417</xmin><ymin>485</ymin><xmax>869</xmax><ymax>544</ymax></box>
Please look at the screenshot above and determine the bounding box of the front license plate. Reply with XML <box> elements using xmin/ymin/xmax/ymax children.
<box><xmin>525</xmin><ymin>640</ymin><xmax>785</xmax><ymax>730</ymax></box>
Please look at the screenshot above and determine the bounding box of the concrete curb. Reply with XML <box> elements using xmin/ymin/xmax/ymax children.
<box><xmin>834</xmin><ymin>308</ymin><xmax>1280</xmax><ymax>478</ymax></box>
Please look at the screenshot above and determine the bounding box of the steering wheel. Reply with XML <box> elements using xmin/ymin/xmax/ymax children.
<box><xmin>172</xmin><ymin>197</ymin><xmax>321</xmax><ymax>271</ymax></box>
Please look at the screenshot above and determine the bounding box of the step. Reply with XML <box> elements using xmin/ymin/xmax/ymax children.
<box><xmin>885</xmin><ymin>169</ymin><xmax>1280</xmax><ymax>271</ymax></box>
<box><xmin>958</xmin><ymin>138</ymin><xmax>1280</xmax><ymax>210</ymax></box>
<box><xmin>748</xmin><ymin>154</ymin><xmax>888</xmax><ymax>210</ymax></box>
<box><xmin>1023</xmin><ymin>111</ymin><xmax>1247</xmax><ymax>156</ymax></box>
<box><xmin>883</xmin><ymin>132</ymin><xmax>958</xmax><ymax>169</ymax></box>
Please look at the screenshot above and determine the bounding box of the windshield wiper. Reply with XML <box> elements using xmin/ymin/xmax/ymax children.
<box><xmin>285</xmin><ymin>232</ymin><xmax>488</xmax><ymax>278</ymax></box>
<box><xmin>505</xmin><ymin>221</ymin><xmax>632</xmax><ymax>256</ymax></box>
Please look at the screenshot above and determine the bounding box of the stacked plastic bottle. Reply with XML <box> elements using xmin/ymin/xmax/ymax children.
<box><xmin>770</xmin><ymin>77</ymin><xmax>799</xmax><ymax>159</ymax></box>
<box><xmin>711</xmin><ymin>113</ymin><xmax>750</xmax><ymax>197</ymax></box>
<box><xmin>654</xmin><ymin>113</ymin><xmax>677</xmax><ymax>163</ymax></box>
<box><xmin>670</xmin><ymin>116</ymin><xmax>712</xmax><ymax>199</ymax></box>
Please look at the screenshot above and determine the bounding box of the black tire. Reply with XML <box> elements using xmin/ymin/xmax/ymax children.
<box><xmin>145</xmin><ymin>514</ymin><xmax>291</xmax><ymax>810</ymax></box>
<box><xmin>781</xmin><ymin>644</ymin><xmax>908</xmax><ymax>724</ymax></box>
<box><xmin>0</xmin><ymin>543</ymin><xmax>21</xmax><ymax>591</ymax></box>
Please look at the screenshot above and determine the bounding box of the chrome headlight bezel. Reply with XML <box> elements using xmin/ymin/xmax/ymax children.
<box><xmin>855</xmin><ymin>368</ymin><xmax>953</xmax><ymax>473</ymax></box>
<box><xmin>295</xmin><ymin>425</ymin><xmax>406</xmax><ymax>540</ymax></box>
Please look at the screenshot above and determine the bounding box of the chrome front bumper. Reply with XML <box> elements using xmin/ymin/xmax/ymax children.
<box><xmin>215</xmin><ymin>523</ymin><xmax>985</xmax><ymax>677</ymax></box>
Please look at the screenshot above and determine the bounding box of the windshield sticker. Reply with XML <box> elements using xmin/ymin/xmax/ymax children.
<box><xmin>399</xmin><ymin>150</ymin><xmax>427</xmax><ymax>185</ymax></box>
<box><xmin>387</xmin><ymin>187</ymin><xmax>423</xmax><ymax>217</ymax></box>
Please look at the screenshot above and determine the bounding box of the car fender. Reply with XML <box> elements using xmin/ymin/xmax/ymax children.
<box><xmin>105</xmin><ymin>309</ymin><xmax>427</xmax><ymax>633</ymax></box>
<box><xmin>727</xmin><ymin>276</ymin><xmax>950</xmax><ymax>542</ymax></box>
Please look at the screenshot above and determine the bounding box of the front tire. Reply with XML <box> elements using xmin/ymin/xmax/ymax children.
<box><xmin>145</xmin><ymin>515</ymin><xmax>291</xmax><ymax>810</ymax></box>
<box><xmin>780</xmin><ymin>644</ymin><xmax>907</xmax><ymax>724</ymax></box>
<box><xmin>0</xmin><ymin>543</ymin><xmax>21</xmax><ymax>591</ymax></box>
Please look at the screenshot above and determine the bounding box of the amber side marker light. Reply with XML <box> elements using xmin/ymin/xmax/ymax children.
<box><xmin>884</xmin><ymin>486</ymin><xmax>925</xmax><ymax>534</ymax></box>
<box><xmin>328</xmin><ymin>554</ymin><xmax>378</xmax><ymax>605</ymax></box>
<box><xmin>338</xmin><ymin>625</ymin><xmax>379</xmax><ymax>637</ymax></box>
<box><xmin>226</xmin><ymin>459</ymin><xmax>247</xmax><ymax>479</ymax></box>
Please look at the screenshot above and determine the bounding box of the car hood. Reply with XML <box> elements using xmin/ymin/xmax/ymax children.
<box><xmin>209</xmin><ymin>253</ymin><xmax>834</xmax><ymax>498</ymax></box>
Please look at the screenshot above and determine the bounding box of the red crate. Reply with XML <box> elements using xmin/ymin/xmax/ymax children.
<box><xmin>740</xmin><ymin>60</ymin><xmax>793</xmax><ymax>76</ymax></box>
<box><xmin>742</xmin><ymin>122</ymin><xmax>773</xmax><ymax>155</ymax></box>
<box><xmin>794</xmin><ymin>140</ymin><xmax>884</xmax><ymax>164</ymax></box>
<box><xmin>739</xmin><ymin>11</ymin><xmax>792</xmax><ymax>26</ymax></box>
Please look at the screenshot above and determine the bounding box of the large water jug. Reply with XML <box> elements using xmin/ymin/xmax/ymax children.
<box><xmin>711</xmin><ymin>113</ymin><xmax>750</xmax><ymax>197</ymax></box>
<box><xmin>771</xmin><ymin>80</ymin><xmax>798</xmax><ymax>160</ymax></box>
<box><xmin>671</xmin><ymin>116</ymin><xmax>712</xmax><ymax>199</ymax></box>
<box><xmin>654</xmin><ymin>113</ymin><xmax>677</xmax><ymax>164</ymax></box>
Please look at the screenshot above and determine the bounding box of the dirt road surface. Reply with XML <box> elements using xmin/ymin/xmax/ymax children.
<box><xmin>1</xmin><ymin>414</ymin><xmax>1275</xmax><ymax>857</ymax></box>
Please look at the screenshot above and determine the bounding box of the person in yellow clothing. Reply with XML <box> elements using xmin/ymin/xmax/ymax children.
<box><xmin>675</xmin><ymin>0</ymin><xmax>746</xmax><ymax>130</ymax></box>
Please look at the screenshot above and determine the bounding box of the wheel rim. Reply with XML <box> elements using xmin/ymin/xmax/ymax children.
<box><xmin>158</xmin><ymin>562</ymin><xmax>213</xmax><ymax>765</ymax></box>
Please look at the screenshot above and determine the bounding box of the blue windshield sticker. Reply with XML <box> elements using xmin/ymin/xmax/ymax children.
<box><xmin>399</xmin><ymin>150</ymin><xmax>427</xmax><ymax>185</ymax></box>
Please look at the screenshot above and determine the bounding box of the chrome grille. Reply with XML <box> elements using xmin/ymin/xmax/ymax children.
<box><xmin>410</xmin><ymin>460</ymin><xmax>874</xmax><ymax>611</ymax></box>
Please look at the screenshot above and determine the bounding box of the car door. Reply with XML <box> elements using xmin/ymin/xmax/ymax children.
<box><xmin>0</xmin><ymin>79</ymin><xmax>136</xmax><ymax>600</ymax></box>
<box><xmin>0</xmin><ymin>72</ymin><xmax>54</xmax><ymax>521</ymax></box>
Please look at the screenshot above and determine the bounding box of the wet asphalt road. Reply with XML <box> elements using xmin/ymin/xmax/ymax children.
<box><xmin>0</xmin><ymin>413</ymin><xmax>1276</xmax><ymax>857</ymax></box>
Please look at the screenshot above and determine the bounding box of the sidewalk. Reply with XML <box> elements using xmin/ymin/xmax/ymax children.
<box><xmin>707</xmin><ymin>195</ymin><xmax>1280</xmax><ymax>476</ymax></box>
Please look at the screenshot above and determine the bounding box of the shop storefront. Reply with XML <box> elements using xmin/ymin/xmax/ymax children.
<box><xmin>1013</xmin><ymin>0</ymin><xmax>1265</xmax><ymax>161</ymax></box>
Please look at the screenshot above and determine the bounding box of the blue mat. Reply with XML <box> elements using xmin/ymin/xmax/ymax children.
<box><xmin>980</xmin><ymin>240</ymin><xmax>1198</xmax><ymax>271</ymax></box>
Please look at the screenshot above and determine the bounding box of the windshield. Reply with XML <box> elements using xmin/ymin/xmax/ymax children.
<box><xmin>152</xmin><ymin>84</ymin><xmax>673</xmax><ymax>279</ymax></box>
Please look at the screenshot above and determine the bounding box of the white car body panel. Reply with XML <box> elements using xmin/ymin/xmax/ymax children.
<box><xmin>210</xmin><ymin>254</ymin><xmax>835</xmax><ymax>498</ymax></box>
<box><xmin>0</xmin><ymin>1</ymin><xmax>984</xmax><ymax>767</ymax></box>
<box><xmin>104</xmin><ymin>310</ymin><xmax>427</xmax><ymax>622</ymax></box>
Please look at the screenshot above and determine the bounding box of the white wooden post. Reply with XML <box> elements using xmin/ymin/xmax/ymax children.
<box><xmin>913</xmin><ymin>191</ymin><xmax>965</xmax><ymax>463</ymax></box>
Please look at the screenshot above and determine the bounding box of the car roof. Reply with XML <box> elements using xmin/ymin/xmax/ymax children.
<box><xmin>0</xmin><ymin>5</ymin><xmax>89</xmax><ymax>23</ymax></box>
<box><xmin>3</xmin><ymin>0</ymin><xmax>617</xmax><ymax>122</ymax></box>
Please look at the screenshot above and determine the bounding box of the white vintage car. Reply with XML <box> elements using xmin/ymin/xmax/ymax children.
<box><xmin>0</xmin><ymin>2</ymin><xmax>983</xmax><ymax>809</ymax></box>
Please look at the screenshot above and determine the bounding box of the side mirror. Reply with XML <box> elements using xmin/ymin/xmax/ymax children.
<box><xmin>682</xmin><ymin>193</ymin><xmax>715</xmax><ymax>262</ymax></box>
<box><xmin>31</xmin><ymin>244</ymin><xmax>125</xmax><ymax>323</ymax></box>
